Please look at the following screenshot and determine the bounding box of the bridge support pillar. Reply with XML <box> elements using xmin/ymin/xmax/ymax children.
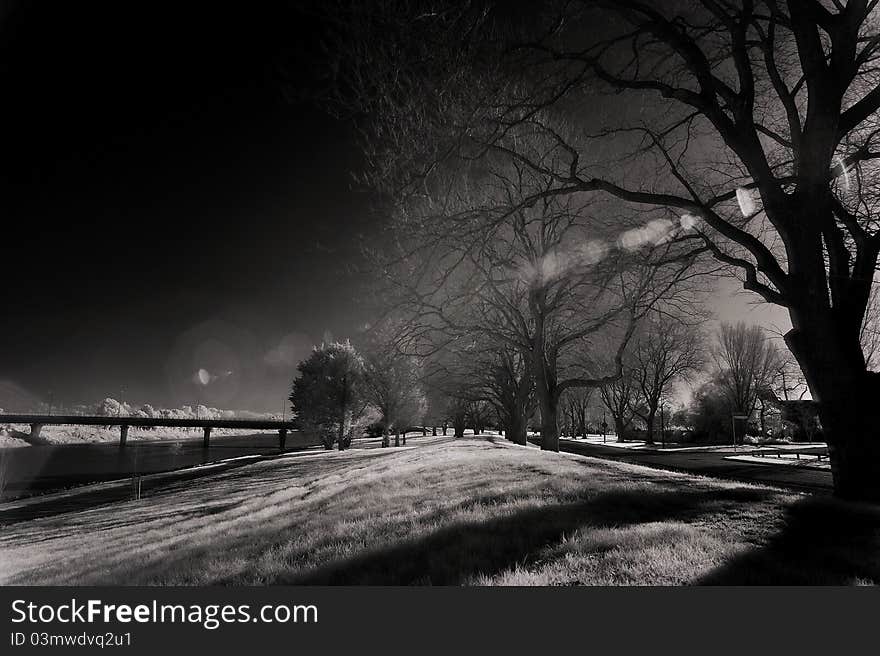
<box><xmin>203</xmin><ymin>426</ymin><xmax>211</xmax><ymax>448</ymax></box>
<box><xmin>279</xmin><ymin>428</ymin><xmax>287</xmax><ymax>452</ymax></box>
<box><xmin>30</xmin><ymin>423</ymin><xmax>43</xmax><ymax>438</ymax></box>
<box><xmin>120</xmin><ymin>424</ymin><xmax>129</xmax><ymax>447</ymax></box>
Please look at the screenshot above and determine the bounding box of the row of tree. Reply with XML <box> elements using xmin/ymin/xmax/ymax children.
<box><xmin>289</xmin><ymin>316</ymin><xmax>812</xmax><ymax>454</ymax></box>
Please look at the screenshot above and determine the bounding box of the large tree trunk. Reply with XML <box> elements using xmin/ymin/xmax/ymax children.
<box><xmin>532</xmin><ymin>346</ymin><xmax>559</xmax><ymax>450</ymax></box>
<box><xmin>759</xmin><ymin>400</ymin><xmax>767</xmax><ymax>437</ymax></box>
<box><xmin>453</xmin><ymin>416</ymin><xmax>465</xmax><ymax>438</ymax></box>
<box><xmin>614</xmin><ymin>417</ymin><xmax>627</xmax><ymax>443</ymax></box>
<box><xmin>813</xmin><ymin>372</ymin><xmax>880</xmax><ymax>501</ymax></box>
<box><xmin>506</xmin><ymin>374</ymin><xmax>532</xmax><ymax>446</ymax></box>
<box><xmin>536</xmin><ymin>384</ymin><xmax>559</xmax><ymax>452</ymax></box>
<box><xmin>786</xmin><ymin>315</ymin><xmax>880</xmax><ymax>502</ymax></box>
<box><xmin>530</xmin><ymin>294</ymin><xmax>559</xmax><ymax>451</ymax></box>
<box><xmin>507</xmin><ymin>410</ymin><xmax>528</xmax><ymax>446</ymax></box>
<box><xmin>540</xmin><ymin>406</ymin><xmax>559</xmax><ymax>451</ymax></box>
<box><xmin>644</xmin><ymin>409</ymin><xmax>656</xmax><ymax>445</ymax></box>
<box><xmin>337</xmin><ymin>416</ymin><xmax>346</xmax><ymax>451</ymax></box>
<box><xmin>823</xmin><ymin>404</ymin><xmax>880</xmax><ymax>501</ymax></box>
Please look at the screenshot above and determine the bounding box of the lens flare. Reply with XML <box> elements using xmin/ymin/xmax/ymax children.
<box><xmin>835</xmin><ymin>156</ymin><xmax>852</xmax><ymax>192</ymax></box>
<box><xmin>196</xmin><ymin>368</ymin><xmax>211</xmax><ymax>386</ymax></box>
<box><xmin>617</xmin><ymin>218</ymin><xmax>675</xmax><ymax>251</ymax></box>
<box><xmin>736</xmin><ymin>187</ymin><xmax>757</xmax><ymax>217</ymax></box>
<box><xmin>680</xmin><ymin>213</ymin><xmax>700</xmax><ymax>230</ymax></box>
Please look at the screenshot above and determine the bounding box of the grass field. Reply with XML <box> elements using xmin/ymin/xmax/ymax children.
<box><xmin>1</xmin><ymin>437</ymin><xmax>878</xmax><ymax>585</ymax></box>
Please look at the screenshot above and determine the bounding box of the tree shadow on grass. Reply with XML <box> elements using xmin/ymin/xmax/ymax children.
<box><xmin>281</xmin><ymin>486</ymin><xmax>775</xmax><ymax>585</ymax></box>
<box><xmin>695</xmin><ymin>496</ymin><xmax>880</xmax><ymax>585</ymax></box>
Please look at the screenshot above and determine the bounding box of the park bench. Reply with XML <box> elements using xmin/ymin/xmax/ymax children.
<box><xmin>752</xmin><ymin>446</ymin><xmax>827</xmax><ymax>462</ymax></box>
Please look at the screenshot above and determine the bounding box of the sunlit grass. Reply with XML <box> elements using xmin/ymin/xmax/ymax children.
<box><xmin>1</xmin><ymin>438</ymin><xmax>878</xmax><ymax>585</ymax></box>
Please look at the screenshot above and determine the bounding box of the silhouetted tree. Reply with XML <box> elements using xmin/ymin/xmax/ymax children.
<box><xmin>714</xmin><ymin>323</ymin><xmax>786</xmax><ymax>420</ymax></box>
<box><xmin>483</xmin><ymin>346</ymin><xmax>535</xmax><ymax>445</ymax></box>
<box><xmin>428</xmin><ymin>338</ymin><xmax>535</xmax><ymax>445</ymax></box>
<box><xmin>561</xmin><ymin>387</ymin><xmax>593</xmax><ymax>438</ymax></box>
<box><xmin>632</xmin><ymin>316</ymin><xmax>706</xmax><ymax>444</ymax></box>
<box><xmin>599</xmin><ymin>367</ymin><xmax>640</xmax><ymax>442</ymax></box>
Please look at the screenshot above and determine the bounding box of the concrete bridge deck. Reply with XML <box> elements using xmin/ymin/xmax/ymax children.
<box><xmin>0</xmin><ymin>414</ymin><xmax>296</xmax><ymax>448</ymax></box>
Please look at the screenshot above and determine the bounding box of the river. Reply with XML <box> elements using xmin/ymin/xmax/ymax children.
<box><xmin>0</xmin><ymin>430</ymin><xmax>320</xmax><ymax>500</ymax></box>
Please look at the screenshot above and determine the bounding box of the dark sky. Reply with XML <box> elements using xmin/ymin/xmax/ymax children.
<box><xmin>0</xmin><ymin>1</ymin><xmax>376</xmax><ymax>412</ymax></box>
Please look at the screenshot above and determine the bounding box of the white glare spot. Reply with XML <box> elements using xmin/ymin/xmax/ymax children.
<box><xmin>835</xmin><ymin>157</ymin><xmax>852</xmax><ymax>192</ymax></box>
<box><xmin>680</xmin><ymin>214</ymin><xmax>700</xmax><ymax>230</ymax></box>
<box><xmin>575</xmin><ymin>240</ymin><xmax>609</xmax><ymax>265</ymax></box>
<box><xmin>197</xmin><ymin>368</ymin><xmax>211</xmax><ymax>386</ymax></box>
<box><xmin>520</xmin><ymin>239</ymin><xmax>610</xmax><ymax>284</ymax></box>
<box><xmin>617</xmin><ymin>219</ymin><xmax>675</xmax><ymax>251</ymax></box>
<box><xmin>736</xmin><ymin>187</ymin><xmax>757</xmax><ymax>217</ymax></box>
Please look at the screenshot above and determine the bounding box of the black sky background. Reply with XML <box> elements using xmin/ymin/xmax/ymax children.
<box><xmin>0</xmin><ymin>1</ymin><xmax>376</xmax><ymax>412</ymax></box>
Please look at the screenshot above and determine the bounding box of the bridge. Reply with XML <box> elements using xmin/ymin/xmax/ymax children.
<box><xmin>0</xmin><ymin>414</ymin><xmax>297</xmax><ymax>450</ymax></box>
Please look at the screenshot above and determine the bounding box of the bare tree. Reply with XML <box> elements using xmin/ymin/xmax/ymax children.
<box><xmin>632</xmin><ymin>315</ymin><xmax>706</xmax><ymax>444</ymax></box>
<box><xmin>561</xmin><ymin>387</ymin><xmax>593</xmax><ymax>438</ymax></box>
<box><xmin>599</xmin><ymin>367</ymin><xmax>640</xmax><ymax>442</ymax></box>
<box><xmin>714</xmin><ymin>323</ymin><xmax>786</xmax><ymax>423</ymax></box>
<box><xmin>477</xmin><ymin>345</ymin><xmax>535</xmax><ymax>444</ymax></box>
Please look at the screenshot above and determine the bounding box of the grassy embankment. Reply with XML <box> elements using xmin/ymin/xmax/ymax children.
<box><xmin>1</xmin><ymin>437</ymin><xmax>878</xmax><ymax>585</ymax></box>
